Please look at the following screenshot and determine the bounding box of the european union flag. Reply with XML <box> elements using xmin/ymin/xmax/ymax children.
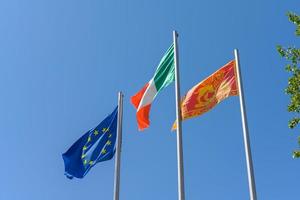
<box><xmin>62</xmin><ymin>107</ymin><xmax>118</xmax><ymax>179</ymax></box>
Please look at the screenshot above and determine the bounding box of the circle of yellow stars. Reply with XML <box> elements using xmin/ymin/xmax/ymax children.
<box><xmin>81</xmin><ymin>127</ymin><xmax>113</xmax><ymax>166</ymax></box>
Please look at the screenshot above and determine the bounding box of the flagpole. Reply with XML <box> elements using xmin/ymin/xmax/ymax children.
<box><xmin>173</xmin><ymin>30</ymin><xmax>186</xmax><ymax>200</ymax></box>
<box><xmin>234</xmin><ymin>49</ymin><xmax>257</xmax><ymax>200</ymax></box>
<box><xmin>113</xmin><ymin>91</ymin><xmax>123</xmax><ymax>200</ymax></box>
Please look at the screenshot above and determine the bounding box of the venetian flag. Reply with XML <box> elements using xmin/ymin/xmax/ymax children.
<box><xmin>131</xmin><ymin>44</ymin><xmax>175</xmax><ymax>130</ymax></box>
<box><xmin>172</xmin><ymin>60</ymin><xmax>238</xmax><ymax>130</ymax></box>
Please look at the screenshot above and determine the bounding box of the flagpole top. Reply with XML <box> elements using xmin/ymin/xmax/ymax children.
<box><xmin>118</xmin><ymin>91</ymin><xmax>123</xmax><ymax>98</ymax></box>
<box><xmin>173</xmin><ymin>30</ymin><xmax>179</xmax><ymax>37</ymax></box>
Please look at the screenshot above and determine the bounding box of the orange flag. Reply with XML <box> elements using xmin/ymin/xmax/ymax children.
<box><xmin>173</xmin><ymin>60</ymin><xmax>238</xmax><ymax>130</ymax></box>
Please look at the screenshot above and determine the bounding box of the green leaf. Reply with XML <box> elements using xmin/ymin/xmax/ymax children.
<box><xmin>293</xmin><ymin>151</ymin><xmax>300</xmax><ymax>158</ymax></box>
<box><xmin>288</xmin><ymin>118</ymin><xmax>300</xmax><ymax>129</ymax></box>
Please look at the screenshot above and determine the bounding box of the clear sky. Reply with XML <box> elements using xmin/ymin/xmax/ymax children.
<box><xmin>1</xmin><ymin>0</ymin><xmax>299</xmax><ymax>199</ymax></box>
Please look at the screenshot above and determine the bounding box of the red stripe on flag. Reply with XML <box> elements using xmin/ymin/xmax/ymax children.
<box><xmin>130</xmin><ymin>82</ymin><xmax>149</xmax><ymax>109</ymax></box>
<box><xmin>136</xmin><ymin>104</ymin><xmax>151</xmax><ymax>131</ymax></box>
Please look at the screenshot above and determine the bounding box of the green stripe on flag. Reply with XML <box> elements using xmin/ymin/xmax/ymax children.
<box><xmin>153</xmin><ymin>44</ymin><xmax>175</xmax><ymax>92</ymax></box>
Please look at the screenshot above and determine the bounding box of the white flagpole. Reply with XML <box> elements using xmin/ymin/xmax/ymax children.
<box><xmin>113</xmin><ymin>91</ymin><xmax>124</xmax><ymax>200</ymax></box>
<box><xmin>173</xmin><ymin>30</ymin><xmax>186</xmax><ymax>200</ymax></box>
<box><xmin>234</xmin><ymin>49</ymin><xmax>257</xmax><ymax>200</ymax></box>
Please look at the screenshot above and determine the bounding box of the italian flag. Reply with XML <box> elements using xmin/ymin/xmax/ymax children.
<box><xmin>131</xmin><ymin>44</ymin><xmax>175</xmax><ymax>130</ymax></box>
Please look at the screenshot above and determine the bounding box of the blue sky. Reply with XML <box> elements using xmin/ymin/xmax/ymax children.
<box><xmin>0</xmin><ymin>0</ymin><xmax>299</xmax><ymax>199</ymax></box>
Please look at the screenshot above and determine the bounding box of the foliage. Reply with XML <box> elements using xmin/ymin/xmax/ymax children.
<box><xmin>277</xmin><ymin>12</ymin><xmax>300</xmax><ymax>158</ymax></box>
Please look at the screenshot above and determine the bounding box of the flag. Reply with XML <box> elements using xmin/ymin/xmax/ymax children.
<box><xmin>173</xmin><ymin>60</ymin><xmax>238</xmax><ymax>129</ymax></box>
<box><xmin>131</xmin><ymin>44</ymin><xmax>175</xmax><ymax>130</ymax></box>
<box><xmin>62</xmin><ymin>107</ymin><xmax>118</xmax><ymax>179</ymax></box>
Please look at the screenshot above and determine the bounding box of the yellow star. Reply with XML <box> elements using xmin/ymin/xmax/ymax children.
<box><xmin>81</xmin><ymin>154</ymin><xmax>86</xmax><ymax>159</ymax></box>
<box><xmin>106</xmin><ymin>140</ymin><xmax>112</xmax><ymax>145</ymax></box>
<box><xmin>83</xmin><ymin>146</ymin><xmax>87</xmax><ymax>150</ymax></box>
<box><xmin>94</xmin><ymin>130</ymin><xmax>99</xmax><ymax>135</ymax></box>
<box><xmin>89</xmin><ymin>161</ymin><xmax>94</xmax><ymax>165</ymax></box>
<box><xmin>102</xmin><ymin>128</ymin><xmax>109</xmax><ymax>133</ymax></box>
<box><xmin>83</xmin><ymin>160</ymin><xmax>87</xmax><ymax>165</ymax></box>
<box><xmin>87</xmin><ymin>136</ymin><xmax>91</xmax><ymax>142</ymax></box>
<box><xmin>108</xmin><ymin>134</ymin><xmax>112</xmax><ymax>138</ymax></box>
<box><xmin>101</xmin><ymin>149</ymin><xmax>107</xmax><ymax>154</ymax></box>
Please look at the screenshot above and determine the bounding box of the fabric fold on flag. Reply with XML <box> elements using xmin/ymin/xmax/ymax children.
<box><xmin>131</xmin><ymin>44</ymin><xmax>175</xmax><ymax>130</ymax></box>
<box><xmin>62</xmin><ymin>107</ymin><xmax>118</xmax><ymax>179</ymax></box>
<box><xmin>172</xmin><ymin>60</ymin><xmax>238</xmax><ymax>130</ymax></box>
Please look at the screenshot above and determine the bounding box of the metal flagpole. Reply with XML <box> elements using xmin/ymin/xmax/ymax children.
<box><xmin>234</xmin><ymin>49</ymin><xmax>257</xmax><ymax>200</ymax></box>
<box><xmin>113</xmin><ymin>91</ymin><xmax>124</xmax><ymax>200</ymax></box>
<box><xmin>173</xmin><ymin>30</ymin><xmax>186</xmax><ymax>200</ymax></box>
